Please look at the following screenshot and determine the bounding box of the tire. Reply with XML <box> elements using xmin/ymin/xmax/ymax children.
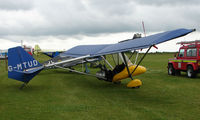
<box><xmin>168</xmin><ymin>64</ymin><xmax>175</xmax><ymax>75</ymax></box>
<box><xmin>187</xmin><ymin>66</ymin><xmax>196</xmax><ymax>78</ymax></box>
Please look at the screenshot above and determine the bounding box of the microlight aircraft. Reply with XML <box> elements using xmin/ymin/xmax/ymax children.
<box><xmin>34</xmin><ymin>44</ymin><xmax>63</xmax><ymax>58</ymax></box>
<box><xmin>8</xmin><ymin>28</ymin><xmax>195</xmax><ymax>89</ymax></box>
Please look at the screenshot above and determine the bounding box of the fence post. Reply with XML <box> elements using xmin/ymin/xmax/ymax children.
<box><xmin>5</xmin><ymin>54</ymin><xmax>7</xmax><ymax>71</ymax></box>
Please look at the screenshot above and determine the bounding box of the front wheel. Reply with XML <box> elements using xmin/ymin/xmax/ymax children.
<box><xmin>187</xmin><ymin>66</ymin><xmax>196</xmax><ymax>78</ymax></box>
<box><xmin>168</xmin><ymin>64</ymin><xmax>175</xmax><ymax>75</ymax></box>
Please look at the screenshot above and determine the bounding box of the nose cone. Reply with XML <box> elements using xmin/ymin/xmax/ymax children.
<box><xmin>112</xmin><ymin>65</ymin><xmax>147</xmax><ymax>82</ymax></box>
<box><xmin>132</xmin><ymin>65</ymin><xmax>146</xmax><ymax>76</ymax></box>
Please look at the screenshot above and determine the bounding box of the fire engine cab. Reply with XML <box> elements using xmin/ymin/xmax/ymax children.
<box><xmin>168</xmin><ymin>40</ymin><xmax>200</xmax><ymax>78</ymax></box>
<box><xmin>22</xmin><ymin>45</ymin><xmax>33</xmax><ymax>56</ymax></box>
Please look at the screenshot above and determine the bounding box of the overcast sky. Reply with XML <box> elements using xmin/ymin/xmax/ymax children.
<box><xmin>0</xmin><ymin>0</ymin><xmax>200</xmax><ymax>51</ymax></box>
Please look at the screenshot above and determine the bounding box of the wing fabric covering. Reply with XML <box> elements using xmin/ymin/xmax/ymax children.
<box><xmin>61</xmin><ymin>28</ymin><xmax>194</xmax><ymax>57</ymax></box>
<box><xmin>60</xmin><ymin>44</ymin><xmax>110</xmax><ymax>58</ymax></box>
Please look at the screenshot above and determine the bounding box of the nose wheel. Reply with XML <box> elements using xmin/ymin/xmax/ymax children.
<box><xmin>127</xmin><ymin>79</ymin><xmax>142</xmax><ymax>88</ymax></box>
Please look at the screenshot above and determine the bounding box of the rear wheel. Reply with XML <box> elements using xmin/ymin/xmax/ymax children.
<box><xmin>187</xmin><ymin>66</ymin><xmax>196</xmax><ymax>78</ymax></box>
<box><xmin>168</xmin><ymin>64</ymin><xmax>175</xmax><ymax>75</ymax></box>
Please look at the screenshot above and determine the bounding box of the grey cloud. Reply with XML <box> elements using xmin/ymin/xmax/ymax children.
<box><xmin>134</xmin><ymin>0</ymin><xmax>200</xmax><ymax>6</ymax></box>
<box><xmin>0</xmin><ymin>0</ymin><xmax>138</xmax><ymax>36</ymax></box>
<box><xmin>0</xmin><ymin>0</ymin><xmax>199</xmax><ymax>37</ymax></box>
<box><xmin>36</xmin><ymin>0</ymin><xmax>140</xmax><ymax>35</ymax></box>
<box><xmin>86</xmin><ymin>0</ymin><xmax>135</xmax><ymax>16</ymax></box>
<box><xmin>0</xmin><ymin>0</ymin><xmax>33</xmax><ymax>10</ymax></box>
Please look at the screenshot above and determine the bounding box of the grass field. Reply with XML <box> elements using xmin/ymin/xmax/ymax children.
<box><xmin>0</xmin><ymin>53</ymin><xmax>200</xmax><ymax>120</ymax></box>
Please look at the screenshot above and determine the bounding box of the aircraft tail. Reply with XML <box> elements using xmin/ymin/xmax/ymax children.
<box><xmin>8</xmin><ymin>46</ymin><xmax>44</xmax><ymax>83</ymax></box>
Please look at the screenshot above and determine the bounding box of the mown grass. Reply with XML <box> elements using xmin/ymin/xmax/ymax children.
<box><xmin>0</xmin><ymin>53</ymin><xmax>200</xmax><ymax>120</ymax></box>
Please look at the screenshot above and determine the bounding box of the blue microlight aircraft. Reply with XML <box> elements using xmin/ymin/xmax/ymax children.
<box><xmin>8</xmin><ymin>28</ymin><xmax>195</xmax><ymax>89</ymax></box>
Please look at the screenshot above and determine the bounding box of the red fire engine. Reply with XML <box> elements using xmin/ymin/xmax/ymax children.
<box><xmin>168</xmin><ymin>40</ymin><xmax>200</xmax><ymax>78</ymax></box>
<box><xmin>22</xmin><ymin>45</ymin><xmax>33</xmax><ymax>56</ymax></box>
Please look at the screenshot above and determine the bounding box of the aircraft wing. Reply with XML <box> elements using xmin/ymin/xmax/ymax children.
<box><xmin>61</xmin><ymin>28</ymin><xmax>195</xmax><ymax>58</ymax></box>
<box><xmin>43</xmin><ymin>45</ymin><xmax>107</xmax><ymax>68</ymax></box>
<box><xmin>44</xmin><ymin>28</ymin><xmax>195</xmax><ymax>68</ymax></box>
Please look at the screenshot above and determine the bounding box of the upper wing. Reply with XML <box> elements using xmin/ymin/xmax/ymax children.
<box><xmin>44</xmin><ymin>45</ymin><xmax>109</xmax><ymax>68</ymax></box>
<box><xmin>61</xmin><ymin>28</ymin><xmax>195</xmax><ymax>58</ymax></box>
<box><xmin>60</xmin><ymin>44</ymin><xmax>111</xmax><ymax>58</ymax></box>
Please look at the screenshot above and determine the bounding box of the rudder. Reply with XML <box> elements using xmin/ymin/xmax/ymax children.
<box><xmin>8</xmin><ymin>46</ymin><xmax>43</xmax><ymax>83</ymax></box>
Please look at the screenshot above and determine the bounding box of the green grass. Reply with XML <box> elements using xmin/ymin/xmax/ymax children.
<box><xmin>0</xmin><ymin>53</ymin><xmax>200</xmax><ymax>120</ymax></box>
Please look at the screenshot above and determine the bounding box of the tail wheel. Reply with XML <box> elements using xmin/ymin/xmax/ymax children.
<box><xmin>187</xmin><ymin>66</ymin><xmax>196</xmax><ymax>78</ymax></box>
<box><xmin>168</xmin><ymin>64</ymin><xmax>175</xmax><ymax>75</ymax></box>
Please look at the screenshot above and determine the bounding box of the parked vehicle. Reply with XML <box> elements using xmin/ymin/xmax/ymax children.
<box><xmin>168</xmin><ymin>40</ymin><xmax>200</xmax><ymax>78</ymax></box>
<box><xmin>22</xmin><ymin>45</ymin><xmax>33</xmax><ymax>56</ymax></box>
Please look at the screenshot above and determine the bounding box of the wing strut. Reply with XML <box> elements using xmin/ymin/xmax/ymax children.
<box><xmin>121</xmin><ymin>52</ymin><xmax>133</xmax><ymax>80</ymax></box>
<box><xmin>134</xmin><ymin>51</ymin><xmax>139</xmax><ymax>65</ymax></box>
<box><xmin>101</xmin><ymin>56</ymin><xmax>114</xmax><ymax>69</ymax></box>
<box><xmin>112</xmin><ymin>54</ymin><xmax>116</xmax><ymax>66</ymax></box>
<box><xmin>131</xmin><ymin>45</ymin><xmax>152</xmax><ymax>75</ymax></box>
<box><xmin>128</xmin><ymin>51</ymin><xmax>136</xmax><ymax>60</ymax></box>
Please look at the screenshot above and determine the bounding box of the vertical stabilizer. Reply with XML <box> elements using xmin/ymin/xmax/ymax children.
<box><xmin>8</xmin><ymin>46</ymin><xmax>43</xmax><ymax>83</ymax></box>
